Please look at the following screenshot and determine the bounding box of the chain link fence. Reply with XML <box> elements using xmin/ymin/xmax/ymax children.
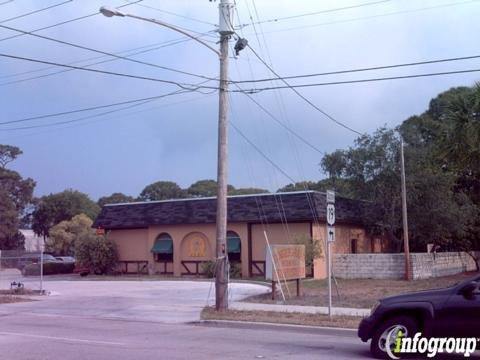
<box><xmin>0</xmin><ymin>250</ymin><xmax>46</xmax><ymax>293</ymax></box>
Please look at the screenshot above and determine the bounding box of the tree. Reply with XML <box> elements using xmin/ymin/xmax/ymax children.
<box><xmin>98</xmin><ymin>192</ymin><xmax>135</xmax><ymax>207</ymax></box>
<box><xmin>138</xmin><ymin>181</ymin><xmax>186</xmax><ymax>201</ymax></box>
<box><xmin>0</xmin><ymin>145</ymin><xmax>35</xmax><ymax>250</ymax></box>
<box><xmin>75</xmin><ymin>232</ymin><xmax>118</xmax><ymax>274</ymax></box>
<box><xmin>46</xmin><ymin>214</ymin><xmax>93</xmax><ymax>256</ymax></box>
<box><xmin>32</xmin><ymin>190</ymin><xmax>100</xmax><ymax>238</ymax></box>
<box><xmin>187</xmin><ymin>180</ymin><xmax>218</xmax><ymax>197</ymax></box>
<box><xmin>0</xmin><ymin>144</ymin><xmax>22</xmax><ymax>168</ymax></box>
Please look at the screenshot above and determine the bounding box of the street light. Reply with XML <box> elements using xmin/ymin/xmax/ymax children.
<box><xmin>100</xmin><ymin>1</ymin><xmax>235</xmax><ymax>311</ymax></box>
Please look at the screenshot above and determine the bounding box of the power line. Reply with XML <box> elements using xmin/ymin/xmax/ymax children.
<box><xmin>232</xmin><ymin>67</ymin><xmax>480</xmax><ymax>92</ymax></box>
<box><xmin>0</xmin><ymin>52</ymin><xmax>219</xmax><ymax>91</ymax></box>
<box><xmin>233</xmin><ymin>54</ymin><xmax>480</xmax><ymax>84</ymax></box>
<box><xmin>2</xmin><ymin>89</ymin><xmax>197</xmax><ymax>131</ymax></box>
<box><xmin>259</xmin><ymin>0</ymin><xmax>480</xmax><ymax>35</ymax></box>
<box><xmin>230</xmin><ymin>122</ymin><xmax>297</xmax><ymax>184</ymax></box>
<box><xmin>0</xmin><ymin>86</ymin><xmax>208</xmax><ymax>126</ymax></box>
<box><xmin>246</xmin><ymin>44</ymin><xmax>363</xmax><ymax>136</ymax></box>
<box><xmin>0</xmin><ymin>0</ymin><xmax>73</xmax><ymax>24</ymax></box>
<box><xmin>0</xmin><ymin>0</ymin><xmax>14</xmax><ymax>5</ymax></box>
<box><xmin>123</xmin><ymin>0</ymin><xmax>217</xmax><ymax>27</ymax></box>
<box><xmin>0</xmin><ymin>33</ymin><xmax>213</xmax><ymax>86</ymax></box>
<box><xmin>0</xmin><ymin>0</ymin><xmax>143</xmax><ymax>43</ymax></box>
<box><xmin>0</xmin><ymin>24</ymin><xmax>216</xmax><ymax>81</ymax></box>
<box><xmin>242</xmin><ymin>0</ymin><xmax>390</xmax><ymax>26</ymax></box>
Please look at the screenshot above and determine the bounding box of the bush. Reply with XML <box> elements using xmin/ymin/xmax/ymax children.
<box><xmin>75</xmin><ymin>232</ymin><xmax>118</xmax><ymax>275</ymax></box>
<box><xmin>201</xmin><ymin>260</ymin><xmax>216</xmax><ymax>278</ymax></box>
<box><xmin>23</xmin><ymin>262</ymin><xmax>74</xmax><ymax>276</ymax></box>
<box><xmin>201</xmin><ymin>260</ymin><xmax>242</xmax><ymax>278</ymax></box>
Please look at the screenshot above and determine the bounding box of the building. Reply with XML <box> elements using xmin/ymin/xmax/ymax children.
<box><xmin>93</xmin><ymin>191</ymin><xmax>385</xmax><ymax>279</ymax></box>
<box><xmin>19</xmin><ymin>229</ymin><xmax>45</xmax><ymax>252</ymax></box>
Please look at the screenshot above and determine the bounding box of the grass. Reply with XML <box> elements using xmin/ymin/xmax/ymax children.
<box><xmin>0</xmin><ymin>295</ymin><xmax>32</xmax><ymax>304</ymax></box>
<box><xmin>201</xmin><ymin>307</ymin><xmax>361</xmax><ymax>329</ymax></box>
<box><xmin>245</xmin><ymin>271</ymin><xmax>478</xmax><ymax>309</ymax></box>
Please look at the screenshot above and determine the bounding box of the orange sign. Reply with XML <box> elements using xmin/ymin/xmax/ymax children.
<box><xmin>271</xmin><ymin>245</ymin><xmax>306</xmax><ymax>281</ymax></box>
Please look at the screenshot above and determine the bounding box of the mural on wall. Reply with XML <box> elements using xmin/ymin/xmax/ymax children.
<box><xmin>189</xmin><ymin>236</ymin><xmax>207</xmax><ymax>257</ymax></box>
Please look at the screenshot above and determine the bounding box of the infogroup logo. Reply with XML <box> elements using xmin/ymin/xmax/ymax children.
<box><xmin>386</xmin><ymin>328</ymin><xmax>478</xmax><ymax>359</ymax></box>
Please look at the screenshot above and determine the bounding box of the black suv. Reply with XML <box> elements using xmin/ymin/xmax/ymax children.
<box><xmin>358</xmin><ymin>275</ymin><xmax>480</xmax><ymax>358</ymax></box>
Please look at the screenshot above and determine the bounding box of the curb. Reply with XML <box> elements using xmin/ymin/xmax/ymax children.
<box><xmin>193</xmin><ymin>319</ymin><xmax>358</xmax><ymax>336</ymax></box>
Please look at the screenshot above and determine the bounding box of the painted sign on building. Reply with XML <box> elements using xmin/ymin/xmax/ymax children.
<box><xmin>266</xmin><ymin>244</ymin><xmax>306</xmax><ymax>281</ymax></box>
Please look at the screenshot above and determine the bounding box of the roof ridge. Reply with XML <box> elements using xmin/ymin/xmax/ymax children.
<box><xmin>104</xmin><ymin>190</ymin><xmax>321</xmax><ymax>207</ymax></box>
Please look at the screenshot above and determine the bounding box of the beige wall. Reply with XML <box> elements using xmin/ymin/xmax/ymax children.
<box><xmin>146</xmin><ymin>223</ymin><xmax>248</xmax><ymax>277</ymax></box>
<box><xmin>108</xmin><ymin>228</ymin><xmax>149</xmax><ymax>261</ymax></box>
<box><xmin>107</xmin><ymin>221</ymin><xmax>379</xmax><ymax>279</ymax></box>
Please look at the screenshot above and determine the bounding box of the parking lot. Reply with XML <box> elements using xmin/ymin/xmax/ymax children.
<box><xmin>0</xmin><ymin>269</ymin><xmax>269</xmax><ymax>323</ymax></box>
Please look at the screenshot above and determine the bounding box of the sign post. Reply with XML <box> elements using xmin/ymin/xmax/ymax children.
<box><xmin>326</xmin><ymin>190</ymin><xmax>335</xmax><ymax>317</ymax></box>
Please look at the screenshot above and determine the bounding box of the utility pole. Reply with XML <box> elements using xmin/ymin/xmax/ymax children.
<box><xmin>215</xmin><ymin>0</ymin><xmax>235</xmax><ymax>311</ymax></box>
<box><xmin>400</xmin><ymin>139</ymin><xmax>411</xmax><ymax>281</ymax></box>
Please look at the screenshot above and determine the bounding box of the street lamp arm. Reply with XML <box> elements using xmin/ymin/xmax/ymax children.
<box><xmin>126</xmin><ymin>14</ymin><xmax>220</xmax><ymax>56</ymax></box>
<box><xmin>99</xmin><ymin>7</ymin><xmax>220</xmax><ymax>56</ymax></box>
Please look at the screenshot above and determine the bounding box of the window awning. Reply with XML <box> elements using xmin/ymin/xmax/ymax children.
<box><xmin>227</xmin><ymin>237</ymin><xmax>241</xmax><ymax>253</ymax></box>
<box><xmin>151</xmin><ymin>240</ymin><xmax>173</xmax><ymax>254</ymax></box>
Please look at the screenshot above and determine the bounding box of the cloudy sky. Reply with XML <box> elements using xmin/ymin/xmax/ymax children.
<box><xmin>1</xmin><ymin>0</ymin><xmax>479</xmax><ymax>200</ymax></box>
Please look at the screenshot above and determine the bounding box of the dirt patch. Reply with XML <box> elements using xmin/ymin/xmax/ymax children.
<box><xmin>245</xmin><ymin>272</ymin><xmax>478</xmax><ymax>309</ymax></box>
<box><xmin>0</xmin><ymin>295</ymin><xmax>32</xmax><ymax>304</ymax></box>
<box><xmin>201</xmin><ymin>307</ymin><xmax>361</xmax><ymax>328</ymax></box>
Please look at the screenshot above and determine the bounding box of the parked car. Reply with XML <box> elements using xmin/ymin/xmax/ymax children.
<box><xmin>16</xmin><ymin>253</ymin><xmax>58</xmax><ymax>271</ymax></box>
<box><xmin>55</xmin><ymin>256</ymin><xmax>76</xmax><ymax>263</ymax></box>
<box><xmin>358</xmin><ymin>275</ymin><xmax>480</xmax><ymax>358</ymax></box>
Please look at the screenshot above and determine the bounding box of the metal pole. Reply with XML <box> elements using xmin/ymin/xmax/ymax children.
<box><xmin>40</xmin><ymin>239</ymin><xmax>44</xmax><ymax>293</ymax></box>
<box><xmin>215</xmin><ymin>0</ymin><xmax>233</xmax><ymax>311</ymax></box>
<box><xmin>327</xmin><ymin>237</ymin><xmax>332</xmax><ymax>317</ymax></box>
<box><xmin>400</xmin><ymin>140</ymin><xmax>411</xmax><ymax>280</ymax></box>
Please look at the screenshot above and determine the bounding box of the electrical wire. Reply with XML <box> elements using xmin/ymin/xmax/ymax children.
<box><xmin>123</xmin><ymin>0</ymin><xmax>217</xmax><ymax>27</ymax></box>
<box><xmin>245</xmin><ymin>44</ymin><xmax>363</xmax><ymax>136</ymax></box>
<box><xmin>0</xmin><ymin>24</ymin><xmax>216</xmax><ymax>81</ymax></box>
<box><xmin>233</xmin><ymin>67</ymin><xmax>480</xmax><ymax>92</ymax></box>
<box><xmin>0</xmin><ymin>52</ymin><xmax>219</xmax><ymax>91</ymax></box>
<box><xmin>242</xmin><ymin>0</ymin><xmax>390</xmax><ymax>26</ymax></box>
<box><xmin>259</xmin><ymin>0</ymin><xmax>480</xmax><ymax>35</ymax></box>
<box><xmin>232</xmin><ymin>54</ymin><xmax>480</xmax><ymax>84</ymax></box>
<box><xmin>0</xmin><ymin>86</ymin><xmax>211</xmax><ymax>126</ymax></box>
<box><xmin>0</xmin><ymin>0</ymin><xmax>13</xmax><ymax>5</ymax></box>
<box><xmin>0</xmin><ymin>1</ymin><xmax>73</xmax><ymax>24</ymax></box>
<box><xmin>0</xmin><ymin>0</ymin><xmax>143</xmax><ymax>42</ymax></box>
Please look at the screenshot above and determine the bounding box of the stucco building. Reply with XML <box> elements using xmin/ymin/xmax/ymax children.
<box><xmin>93</xmin><ymin>191</ymin><xmax>384</xmax><ymax>279</ymax></box>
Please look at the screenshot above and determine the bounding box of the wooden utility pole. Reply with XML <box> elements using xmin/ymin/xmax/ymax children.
<box><xmin>215</xmin><ymin>0</ymin><xmax>234</xmax><ymax>311</ymax></box>
<box><xmin>400</xmin><ymin>140</ymin><xmax>411</xmax><ymax>280</ymax></box>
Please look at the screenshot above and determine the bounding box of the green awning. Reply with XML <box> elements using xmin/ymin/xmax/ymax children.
<box><xmin>151</xmin><ymin>240</ymin><xmax>173</xmax><ymax>254</ymax></box>
<box><xmin>227</xmin><ymin>237</ymin><xmax>241</xmax><ymax>253</ymax></box>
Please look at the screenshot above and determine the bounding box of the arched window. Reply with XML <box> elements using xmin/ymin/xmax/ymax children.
<box><xmin>227</xmin><ymin>231</ymin><xmax>241</xmax><ymax>262</ymax></box>
<box><xmin>151</xmin><ymin>233</ymin><xmax>173</xmax><ymax>262</ymax></box>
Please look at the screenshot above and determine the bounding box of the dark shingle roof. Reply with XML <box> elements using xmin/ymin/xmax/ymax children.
<box><xmin>93</xmin><ymin>191</ymin><xmax>365</xmax><ymax>229</ymax></box>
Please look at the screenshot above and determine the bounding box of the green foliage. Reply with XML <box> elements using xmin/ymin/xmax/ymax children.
<box><xmin>187</xmin><ymin>179</ymin><xmax>218</xmax><ymax>197</ymax></box>
<box><xmin>32</xmin><ymin>189</ymin><xmax>100</xmax><ymax>238</ymax></box>
<box><xmin>318</xmin><ymin>83</ymin><xmax>480</xmax><ymax>253</ymax></box>
<box><xmin>46</xmin><ymin>214</ymin><xmax>93</xmax><ymax>256</ymax></box>
<box><xmin>98</xmin><ymin>192</ymin><xmax>135</xmax><ymax>207</ymax></box>
<box><xmin>0</xmin><ymin>144</ymin><xmax>22</xmax><ymax>168</ymax></box>
<box><xmin>201</xmin><ymin>260</ymin><xmax>216</xmax><ymax>278</ymax></box>
<box><xmin>229</xmin><ymin>262</ymin><xmax>242</xmax><ymax>278</ymax></box>
<box><xmin>138</xmin><ymin>181</ymin><xmax>187</xmax><ymax>201</ymax></box>
<box><xmin>293</xmin><ymin>235</ymin><xmax>322</xmax><ymax>268</ymax></box>
<box><xmin>0</xmin><ymin>145</ymin><xmax>35</xmax><ymax>250</ymax></box>
<box><xmin>24</xmin><ymin>261</ymin><xmax>74</xmax><ymax>276</ymax></box>
<box><xmin>75</xmin><ymin>232</ymin><xmax>118</xmax><ymax>275</ymax></box>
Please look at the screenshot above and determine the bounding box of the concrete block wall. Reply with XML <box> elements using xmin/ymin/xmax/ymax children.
<box><xmin>333</xmin><ymin>252</ymin><xmax>479</xmax><ymax>280</ymax></box>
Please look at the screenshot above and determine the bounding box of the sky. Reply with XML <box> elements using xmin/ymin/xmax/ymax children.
<box><xmin>1</xmin><ymin>0</ymin><xmax>479</xmax><ymax>201</ymax></box>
